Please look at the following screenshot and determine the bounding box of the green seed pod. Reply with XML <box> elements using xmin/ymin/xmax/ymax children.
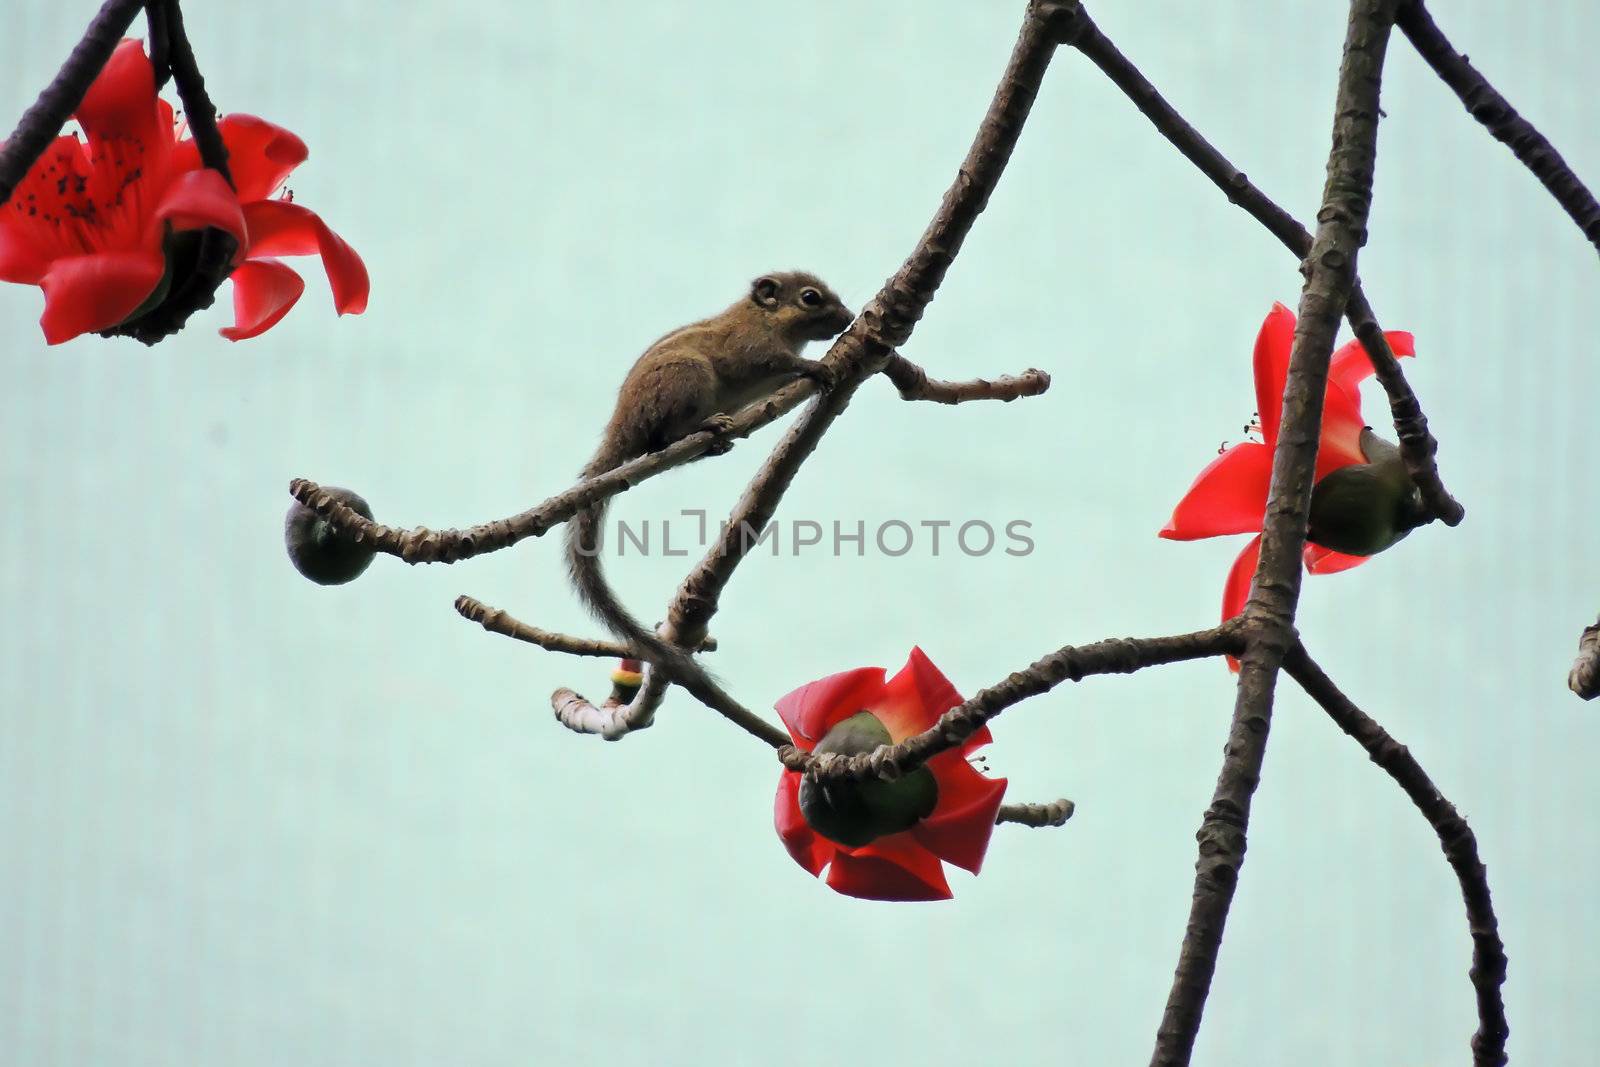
<box><xmin>798</xmin><ymin>711</ymin><xmax>938</xmax><ymax>847</ymax></box>
<box><xmin>284</xmin><ymin>487</ymin><xmax>376</xmax><ymax>586</ymax></box>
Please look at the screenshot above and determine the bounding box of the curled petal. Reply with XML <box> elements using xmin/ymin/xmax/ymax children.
<box><xmin>1161</xmin><ymin>442</ymin><xmax>1271</xmax><ymax>541</ymax></box>
<box><xmin>774</xmin><ymin>667</ymin><xmax>885</xmax><ymax>748</ymax></box>
<box><xmin>912</xmin><ymin>752</ymin><xmax>1007</xmax><ymax>874</ymax></box>
<box><xmin>38</xmin><ymin>250</ymin><xmax>164</xmax><ymax>344</ymax></box>
<box><xmin>1328</xmin><ymin>331</ymin><xmax>1415</xmax><ymax>394</ymax></box>
<box><xmin>826</xmin><ymin>834</ymin><xmax>951</xmax><ymax>902</ymax></box>
<box><xmin>1252</xmin><ymin>302</ymin><xmax>1296</xmax><ymax>446</ymax></box>
<box><xmin>241</xmin><ymin>199</ymin><xmax>368</xmax><ymax>315</ymax></box>
<box><xmin>150</xmin><ymin>168</ymin><xmax>247</xmax><ymax>250</ymax></box>
<box><xmin>871</xmin><ymin>647</ymin><xmax>963</xmax><ymax>742</ymax></box>
<box><xmin>1319</xmin><ymin>331</ymin><xmax>1415</xmax><ymax>479</ymax></box>
<box><xmin>220</xmin><ymin>258</ymin><xmax>305</xmax><ymax>341</ymax></box>
<box><xmin>74</xmin><ymin>39</ymin><xmax>161</xmax><ymax>145</ymax></box>
<box><xmin>774</xmin><ymin>772</ymin><xmax>833</xmax><ymax>876</ymax></box>
<box><xmin>1304</xmin><ymin>543</ymin><xmax>1371</xmax><ymax>575</ymax></box>
<box><xmin>1221</xmin><ymin>536</ymin><xmax>1263</xmax><ymax>672</ymax></box>
<box><xmin>190</xmin><ymin>115</ymin><xmax>308</xmax><ymax>202</ymax></box>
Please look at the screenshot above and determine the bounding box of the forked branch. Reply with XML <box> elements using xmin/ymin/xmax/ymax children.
<box><xmin>1152</xmin><ymin>4</ymin><xmax>1399</xmax><ymax>1062</ymax></box>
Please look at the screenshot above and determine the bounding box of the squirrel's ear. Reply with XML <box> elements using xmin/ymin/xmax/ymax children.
<box><xmin>750</xmin><ymin>276</ymin><xmax>781</xmax><ymax>307</ymax></box>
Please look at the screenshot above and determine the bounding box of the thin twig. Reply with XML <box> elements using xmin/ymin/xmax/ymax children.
<box><xmin>1062</xmin><ymin>2</ymin><xmax>1463</xmax><ymax>527</ymax></box>
<box><xmin>562</xmin><ymin>669</ymin><xmax>675</xmax><ymax>740</ymax></box>
<box><xmin>1398</xmin><ymin>0</ymin><xmax>1600</xmax><ymax>255</ymax></box>
<box><xmin>1569</xmin><ymin>618</ymin><xmax>1600</xmax><ymax>700</ymax></box>
<box><xmin>1284</xmin><ymin>644</ymin><xmax>1508</xmax><ymax>1067</ymax></box>
<box><xmin>287</xmin><ymin>382</ymin><xmax>818</xmax><ymax>565</ymax></box>
<box><xmin>1151</xmin><ymin>5</ymin><xmax>1399</xmax><ymax>1064</ymax></box>
<box><xmin>881</xmin><ymin>355</ymin><xmax>1052</xmax><ymax>404</ymax></box>
<box><xmin>778</xmin><ymin>624</ymin><xmax>1242</xmax><ymax>783</ymax></box>
<box><xmin>544</xmin><ymin>671</ymin><xmax>785</xmax><ymax>747</ymax></box>
<box><xmin>454</xmin><ymin>596</ymin><xmax>714</xmax><ymax>658</ymax></box>
<box><xmin>996</xmin><ymin>798</ymin><xmax>1075</xmax><ymax>827</ymax></box>
<box><xmin>0</xmin><ymin>0</ymin><xmax>148</xmax><ymax>205</ymax></box>
<box><xmin>550</xmin><ymin>685</ymin><xmax>657</xmax><ymax>742</ymax></box>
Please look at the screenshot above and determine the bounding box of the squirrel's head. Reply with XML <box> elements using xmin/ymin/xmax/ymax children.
<box><xmin>749</xmin><ymin>271</ymin><xmax>853</xmax><ymax>342</ymax></box>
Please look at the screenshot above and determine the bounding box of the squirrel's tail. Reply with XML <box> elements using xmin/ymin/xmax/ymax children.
<box><xmin>565</xmin><ymin>452</ymin><xmax>728</xmax><ymax>707</ymax></box>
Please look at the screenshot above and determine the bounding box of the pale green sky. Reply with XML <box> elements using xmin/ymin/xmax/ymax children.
<box><xmin>2</xmin><ymin>2</ymin><xmax>1598</xmax><ymax>1064</ymax></box>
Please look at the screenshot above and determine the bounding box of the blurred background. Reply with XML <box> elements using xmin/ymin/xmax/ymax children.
<box><xmin>1</xmin><ymin>2</ymin><xmax>1595</xmax><ymax>1064</ymax></box>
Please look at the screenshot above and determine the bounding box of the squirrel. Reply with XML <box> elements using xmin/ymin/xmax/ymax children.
<box><xmin>565</xmin><ymin>271</ymin><xmax>853</xmax><ymax>695</ymax></box>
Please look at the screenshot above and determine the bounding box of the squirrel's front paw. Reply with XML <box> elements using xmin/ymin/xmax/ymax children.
<box><xmin>698</xmin><ymin>413</ymin><xmax>738</xmax><ymax>455</ymax></box>
<box><xmin>800</xmin><ymin>360</ymin><xmax>839</xmax><ymax>392</ymax></box>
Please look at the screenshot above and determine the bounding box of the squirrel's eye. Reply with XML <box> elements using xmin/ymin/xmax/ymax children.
<box><xmin>800</xmin><ymin>289</ymin><xmax>822</xmax><ymax>307</ymax></box>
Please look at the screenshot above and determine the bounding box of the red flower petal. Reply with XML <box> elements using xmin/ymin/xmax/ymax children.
<box><xmin>220</xmin><ymin>258</ymin><xmax>305</xmax><ymax>341</ymax></box>
<box><xmin>0</xmin><ymin>136</ymin><xmax>93</xmax><ymax>274</ymax></box>
<box><xmin>1221</xmin><ymin>536</ymin><xmax>1264</xmax><ymax>671</ymax></box>
<box><xmin>1252</xmin><ymin>302</ymin><xmax>1296</xmax><ymax>446</ymax></box>
<box><xmin>240</xmin><ymin>199</ymin><xmax>368</xmax><ymax>315</ymax></box>
<box><xmin>774</xmin><ymin>771</ymin><xmax>833</xmax><ymax>877</ymax></box>
<box><xmin>38</xmin><ymin>249</ymin><xmax>164</xmax><ymax>344</ymax></box>
<box><xmin>774</xmin><ymin>666</ymin><xmax>886</xmax><ymax>747</ymax></box>
<box><xmin>150</xmin><ymin>168</ymin><xmax>247</xmax><ymax>249</ymax></box>
<box><xmin>1317</xmin><ymin>332</ymin><xmax>1415</xmax><ymax>480</ymax></box>
<box><xmin>204</xmin><ymin>115</ymin><xmax>308</xmax><ymax>202</ymax></box>
<box><xmin>1223</xmin><ymin>534</ymin><xmax>1262</xmax><ymax>625</ymax></box>
<box><xmin>912</xmin><ymin>752</ymin><xmax>1007</xmax><ymax>874</ymax></box>
<box><xmin>871</xmin><ymin>647</ymin><xmax>963</xmax><ymax>742</ymax></box>
<box><xmin>1317</xmin><ymin>379</ymin><xmax>1368</xmax><ymax>480</ymax></box>
<box><xmin>0</xmin><ymin>217</ymin><xmax>51</xmax><ymax>284</ymax></box>
<box><xmin>74</xmin><ymin>39</ymin><xmax>161</xmax><ymax>146</ymax></box>
<box><xmin>1328</xmin><ymin>331</ymin><xmax>1415</xmax><ymax>394</ymax></box>
<box><xmin>1160</xmin><ymin>442</ymin><xmax>1272</xmax><ymax>541</ymax></box>
<box><xmin>827</xmin><ymin>834</ymin><xmax>952</xmax><ymax>902</ymax></box>
<box><xmin>1303</xmin><ymin>543</ymin><xmax>1371</xmax><ymax>574</ymax></box>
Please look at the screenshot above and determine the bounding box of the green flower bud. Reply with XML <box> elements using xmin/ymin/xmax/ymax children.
<box><xmin>284</xmin><ymin>487</ymin><xmax>376</xmax><ymax>586</ymax></box>
<box><xmin>798</xmin><ymin>711</ymin><xmax>938</xmax><ymax>847</ymax></box>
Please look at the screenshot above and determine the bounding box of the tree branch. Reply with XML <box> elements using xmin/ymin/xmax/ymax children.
<box><xmin>0</xmin><ymin>0</ymin><xmax>148</xmax><ymax>206</ymax></box>
<box><xmin>158</xmin><ymin>0</ymin><xmax>230</xmax><ymax>185</ymax></box>
<box><xmin>880</xmin><ymin>355</ymin><xmax>1052</xmax><ymax>405</ymax></box>
<box><xmin>778</xmin><ymin>623</ymin><xmax>1242</xmax><ymax>783</ymax></box>
<box><xmin>454</xmin><ymin>595</ymin><xmax>716</xmax><ymax>658</ymax></box>
<box><xmin>1151</xmin><ymin>4</ymin><xmax>1399</xmax><ymax>1063</ymax></box>
<box><xmin>1062</xmin><ymin>2</ymin><xmax>1463</xmax><ymax>527</ymax></box>
<box><xmin>668</xmin><ymin>0</ymin><xmax>1075</xmax><ymax>642</ymax></box>
<box><xmin>996</xmin><ymin>797</ymin><xmax>1076</xmax><ymax>827</ymax></box>
<box><xmin>287</xmin><ymin>379</ymin><xmax>819</xmax><ymax>565</ymax></box>
<box><xmin>1397</xmin><ymin>0</ymin><xmax>1600</xmax><ymax>255</ymax></box>
<box><xmin>144</xmin><ymin>0</ymin><xmax>171</xmax><ymax>87</ymax></box>
<box><xmin>1283</xmin><ymin>644</ymin><xmax>1509</xmax><ymax>1067</ymax></box>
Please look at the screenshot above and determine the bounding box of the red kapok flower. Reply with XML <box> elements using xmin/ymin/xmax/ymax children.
<box><xmin>774</xmin><ymin>648</ymin><xmax>1007</xmax><ymax>902</ymax></box>
<box><xmin>0</xmin><ymin>38</ymin><xmax>368</xmax><ymax>344</ymax></box>
<box><xmin>1160</xmin><ymin>303</ymin><xmax>1425</xmax><ymax>665</ymax></box>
